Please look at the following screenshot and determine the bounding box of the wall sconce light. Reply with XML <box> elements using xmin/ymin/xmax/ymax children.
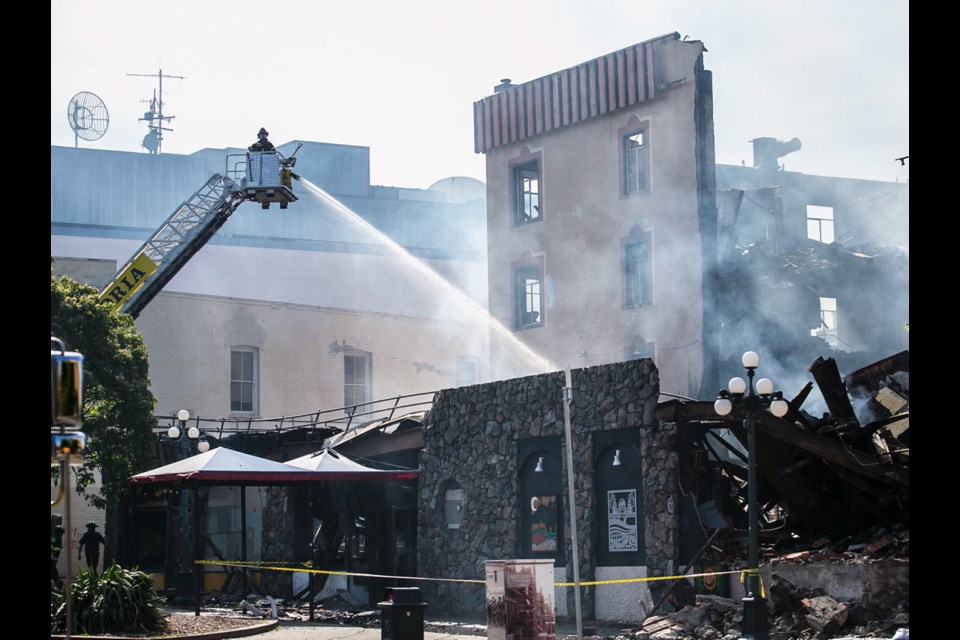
<box><xmin>613</xmin><ymin>450</ymin><xmax>622</xmax><ymax>467</ymax></box>
<box><xmin>534</xmin><ymin>456</ymin><xmax>544</xmax><ymax>473</ymax></box>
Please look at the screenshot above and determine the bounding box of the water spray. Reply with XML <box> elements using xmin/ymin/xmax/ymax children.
<box><xmin>294</xmin><ymin>176</ymin><xmax>558</xmax><ymax>378</ymax></box>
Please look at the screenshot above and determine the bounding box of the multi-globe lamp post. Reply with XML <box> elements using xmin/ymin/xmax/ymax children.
<box><xmin>713</xmin><ymin>351</ymin><xmax>789</xmax><ymax>640</ymax></box>
<box><xmin>165</xmin><ymin>409</ymin><xmax>209</xmax><ymax>606</ymax></box>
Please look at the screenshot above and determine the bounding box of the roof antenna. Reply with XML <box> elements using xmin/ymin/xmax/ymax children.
<box><xmin>128</xmin><ymin>66</ymin><xmax>185</xmax><ymax>155</ymax></box>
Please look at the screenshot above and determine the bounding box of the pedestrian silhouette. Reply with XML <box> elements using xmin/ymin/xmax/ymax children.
<box><xmin>51</xmin><ymin>522</ymin><xmax>65</xmax><ymax>588</ymax></box>
<box><xmin>78</xmin><ymin>521</ymin><xmax>105</xmax><ymax>577</ymax></box>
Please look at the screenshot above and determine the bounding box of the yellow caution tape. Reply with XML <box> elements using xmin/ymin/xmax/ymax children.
<box><xmin>738</xmin><ymin>568</ymin><xmax>766</xmax><ymax>598</ymax></box>
<box><xmin>195</xmin><ymin>560</ymin><xmax>743</xmax><ymax>588</ymax></box>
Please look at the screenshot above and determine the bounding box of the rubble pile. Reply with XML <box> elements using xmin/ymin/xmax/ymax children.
<box><xmin>635</xmin><ymin>572</ymin><xmax>909</xmax><ymax>640</ymax></box>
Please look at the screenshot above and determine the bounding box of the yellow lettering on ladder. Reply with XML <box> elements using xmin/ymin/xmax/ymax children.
<box><xmin>99</xmin><ymin>253</ymin><xmax>158</xmax><ymax>312</ymax></box>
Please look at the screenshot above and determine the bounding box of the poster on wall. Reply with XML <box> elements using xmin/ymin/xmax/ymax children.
<box><xmin>607</xmin><ymin>489</ymin><xmax>638</xmax><ymax>552</ymax></box>
<box><xmin>485</xmin><ymin>559</ymin><xmax>556</xmax><ymax>640</ymax></box>
<box><xmin>530</xmin><ymin>495</ymin><xmax>558</xmax><ymax>552</ymax></box>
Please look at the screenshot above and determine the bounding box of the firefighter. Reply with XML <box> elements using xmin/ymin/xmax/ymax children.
<box><xmin>249</xmin><ymin>127</ymin><xmax>275</xmax><ymax>152</ymax></box>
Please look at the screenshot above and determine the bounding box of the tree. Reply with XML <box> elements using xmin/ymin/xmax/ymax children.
<box><xmin>51</xmin><ymin>264</ymin><xmax>157</xmax><ymax>567</ymax></box>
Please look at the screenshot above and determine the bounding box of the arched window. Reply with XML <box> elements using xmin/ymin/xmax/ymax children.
<box><xmin>594</xmin><ymin>431</ymin><xmax>644</xmax><ymax>566</ymax></box>
<box><xmin>519</xmin><ymin>438</ymin><xmax>563</xmax><ymax>562</ymax></box>
<box><xmin>444</xmin><ymin>481</ymin><xmax>465</xmax><ymax>529</ymax></box>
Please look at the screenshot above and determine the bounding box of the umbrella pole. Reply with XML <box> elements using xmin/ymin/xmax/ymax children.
<box><xmin>194</xmin><ymin>482</ymin><xmax>201</xmax><ymax>616</ymax></box>
<box><xmin>309</xmin><ymin>482</ymin><xmax>315</xmax><ymax>621</ymax></box>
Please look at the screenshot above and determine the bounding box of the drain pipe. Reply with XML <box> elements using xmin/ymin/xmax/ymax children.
<box><xmin>562</xmin><ymin>366</ymin><xmax>583</xmax><ymax>640</ymax></box>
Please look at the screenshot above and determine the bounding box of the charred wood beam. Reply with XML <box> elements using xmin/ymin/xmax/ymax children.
<box><xmin>809</xmin><ymin>357</ymin><xmax>858</xmax><ymax>424</ymax></box>
<box><xmin>850</xmin><ymin>413</ymin><xmax>910</xmax><ymax>445</ymax></box>
<box><xmin>843</xmin><ymin>350</ymin><xmax>909</xmax><ymax>394</ymax></box>
<box><xmin>704</xmin><ymin>430</ymin><xmax>747</xmax><ymax>464</ymax></box>
<box><xmin>644</xmin><ymin>528</ymin><xmax>722</xmax><ymax>621</ymax></box>
<box><xmin>725</xmin><ymin>422</ymin><xmax>828</xmax><ymax>534</ymax></box>
<box><xmin>676</xmin><ymin>402</ymin><xmax>909</xmax><ymax>488</ymax></box>
<box><xmin>791</xmin><ymin>381</ymin><xmax>815</xmax><ymax>409</ymax></box>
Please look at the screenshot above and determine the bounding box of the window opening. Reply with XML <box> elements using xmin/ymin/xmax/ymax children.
<box><xmin>344</xmin><ymin>352</ymin><xmax>371</xmax><ymax>412</ymax></box>
<box><xmin>514</xmin><ymin>161</ymin><xmax>541</xmax><ymax>224</ymax></box>
<box><xmin>623</xmin><ymin>129</ymin><xmax>649</xmax><ymax>195</ymax></box>
<box><xmin>806</xmin><ymin>205</ymin><xmax>835</xmax><ymax>243</ymax></box>
<box><xmin>514</xmin><ymin>265</ymin><xmax>543</xmax><ymax>329</ymax></box>
<box><xmin>230</xmin><ymin>347</ymin><xmax>258</xmax><ymax>413</ymax></box>
<box><xmin>624</xmin><ymin>234</ymin><xmax>652</xmax><ymax>307</ymax></box>
<box><xmin>811</xmin><ymin>296</ymin><xmax>839</xmax><ymax>347</ymax></box>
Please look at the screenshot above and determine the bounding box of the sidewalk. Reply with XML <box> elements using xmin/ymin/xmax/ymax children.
<box><xmin>51</xmin><ymin>612</ymin><xmax>625</xmax><ymax>640</ymax></box>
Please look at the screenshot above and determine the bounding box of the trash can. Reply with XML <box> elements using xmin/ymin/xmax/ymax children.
<box><xmin>378</xmin><ymin>586</ymin><xmax>427</xmax><ymax>640</ymax></box>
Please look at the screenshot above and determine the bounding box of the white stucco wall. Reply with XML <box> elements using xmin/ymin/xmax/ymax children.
<box><xmin>595</xmin><ymin>565</ymin><xmax>651</xmax><ymax>624</ymax></box>
<box><xmin>51</xmin><ymin>466</ymin><xmax>105</xmax><ymax>579</ymax></box>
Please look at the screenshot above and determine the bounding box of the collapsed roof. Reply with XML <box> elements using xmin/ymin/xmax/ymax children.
<box><xmin>662</xmin><ymin>350</ymin><xmax>908</xmax><ymax>562</ymax></box>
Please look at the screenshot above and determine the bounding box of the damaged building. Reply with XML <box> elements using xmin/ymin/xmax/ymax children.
<box><xmin>52</xmin><ymin>28</ymin><xmax>906</xmax><ymax>633</ymax></box>
<box><xmin>124</xmin><ymin>347</ymin><xmax>906</xmax><ymax>635</ymax></box>
<box><xmin>715</xmin><ymin>136</ymin><xmax>909</xmax><ymax>390</ymax></box>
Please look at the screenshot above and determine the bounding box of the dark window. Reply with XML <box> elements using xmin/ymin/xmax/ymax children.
<box><xmin>624</xmin><ymin>233</ymin><xmax>652</xmax><ymax>307</ymax></box>
<box><xmin>594</xmin><ymin>431</ymin><xmax>644</xmax><ymax>566</ymax></box>
<box><xmin>230</xmin><ymin>348</ymin><xmax>258</xmax><ymax>413</ymax></box>
<box><xmin>514</xmin><ymin>265</ymin><xmax>543</xmax><ymax>330</ymax></box>
<box><xmin>623</xmin><ymin>129</ymin><xmax>649</xmax><ymax>195</ymax></box>
<box><xmin>519</xmin><ymin>438</ymin><xmax>564</xmax><ymax>564</ymax></box>
<box><xmin>625</xmin><ymin>336</ymin><xmax>655</xmax><ymax>362</ymax></box>
<box><xmin>513</xmin><ymin>160</ymin><xmax>541</xmax><ymax>224</ymax></box>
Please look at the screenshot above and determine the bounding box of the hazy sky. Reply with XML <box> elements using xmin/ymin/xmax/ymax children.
<box><xmin>51</xmin><ymin>0</ymin><xmax>908</xmax><ymax>190</ymax></box>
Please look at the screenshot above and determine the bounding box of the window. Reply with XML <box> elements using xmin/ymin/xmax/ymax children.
<box><xmin>607</xmin><ymin>489</ymin><xmax>639</xmax><ymax>552</ymax></box>
<box><xmin>806</xmin><ymin>205</ymin><xmax>835</xmax><ymax>243</ymax></box>
<box><xmin>519</xmin><ymin>439</ymin><xmax>564</xmax><ymax>562</ymax></box>
<box><xmin>344</xmin><ymin>351</ymin><xmax>371</xmax><ymax>413</ymax></box>
<box><xmin>624</xmin><ymin>232</ymin><xmax>652</xmax><ymax>307</ymax></box>
<box><xmin>514</xmin><ymin>264</ymin><xmax>543</xmax><ymax>330</ymax></box>
<box><xmin>456</xmin><ymin>356</ymin><xmax>480</xmax><ymax>387</ymax></box>
<box><xmin>513</xmin><ymin>160</ymin><xmax>541</xmax><ymax>225</ymax></box>
<box><xmin>623</xmin><ymin>128</ymin><xmax>649</xmax><ymax>195</ymax></box>
<box><xmin>444</xmin><ymin>483</ymin><xmax>465</xmax><ymax>529</ymax></box>
<box><xmin>530</xmin><ymin>495</ymin><xmax>559</xmax><ymax>552</ymax></box>
<box><xmin>230</xmin><ymin>347</ymin><xmax>258</xmax><ymax>413</ymax></box>
<box><xmin>811</xmin><ymin>297</ymin><xmax>839</xmax><ymax>347</ymax></box>
<box><xmin>624</xmin><ymin>335</ymin><xmax>655</xmax><ymax>362</ymax></box>
<box><xmin>594</xmin><ymin>433</ymin><xmax>644</xmax><ymax>566</ymax></box>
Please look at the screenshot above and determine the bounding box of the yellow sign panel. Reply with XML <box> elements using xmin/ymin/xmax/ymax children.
<box><xmin>99</xmin><ymin>252</ymin><xmax>158</xmax><ymax>312</ymax></box>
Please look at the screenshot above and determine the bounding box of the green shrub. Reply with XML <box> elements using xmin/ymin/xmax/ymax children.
<box><xmin>51</xmin><ymin>562</ymin><xmax>169</xmax><ymax>635</ymax></box>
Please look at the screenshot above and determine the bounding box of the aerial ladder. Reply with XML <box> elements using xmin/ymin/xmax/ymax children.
<box><xmin>98</xmin><ymin>146</ymin><xmax>302</xmax><ymax>319</ymax></box>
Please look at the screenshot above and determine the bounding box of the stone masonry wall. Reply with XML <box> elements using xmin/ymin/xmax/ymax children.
<box><xmin>417</xmin><ymin>359</ymin><xmax>678</xmax><ymax>619</ymax></box>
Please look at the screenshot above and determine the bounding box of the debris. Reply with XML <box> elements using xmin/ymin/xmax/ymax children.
<box><xmin>802</xmin><ymin>595</ymin><xmax>849</xmax><ymax>633</ymax></box>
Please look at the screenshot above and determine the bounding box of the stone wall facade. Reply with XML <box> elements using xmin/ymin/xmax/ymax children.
<box><xmin>417</xmin><ymin>359</ymin><xmax>678</xmax><ymax>621</ymax></box>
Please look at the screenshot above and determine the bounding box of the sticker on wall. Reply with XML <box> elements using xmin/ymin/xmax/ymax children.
<box><xmin>530</xmin><ymin>495</ymin><xmax>558</xmax><ymax>552</ymax></box>
<box><xmin>608</xmin><ymin>489</ymin><xmax>638</xmax><ymax>552</ymax></box>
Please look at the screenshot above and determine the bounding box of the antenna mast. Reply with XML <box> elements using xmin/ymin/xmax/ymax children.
<box><xmin>128</xmin><ymin>67</ymin><xmax>184</xmax><ymax>154</ymax></box>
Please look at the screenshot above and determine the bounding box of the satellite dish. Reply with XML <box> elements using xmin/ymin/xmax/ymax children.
<box><xmin>67</xmin><ymin>92</ymin><xmax>109</xmax><ymax>145</ymax></box>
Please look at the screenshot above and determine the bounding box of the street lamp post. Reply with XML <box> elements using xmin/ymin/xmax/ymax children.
<box><xmin>713</xmin><ymin>351</ymin><xmax>788</xmax><ymax>640</ymax></box>
<box><xmin>164</xmin><ymin>410</ymin><xmax>209</xmax><ymax>605</ymax></box>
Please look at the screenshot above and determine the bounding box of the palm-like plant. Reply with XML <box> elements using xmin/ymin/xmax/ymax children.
<box><xmin>51</xmin><ymin>562</ymin><xmax>168</xmax><ymax>635</ymax></box>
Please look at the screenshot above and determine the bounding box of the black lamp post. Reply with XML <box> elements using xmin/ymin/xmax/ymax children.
<box><xmin>713</xmin><ymin>351</ymin><xmax>788</xmax><ymax>640</ymax></box>
<box><xmin>164</xmin><ymin>409</ymin><xmax>209</xmax><ymax>605</ymax></box>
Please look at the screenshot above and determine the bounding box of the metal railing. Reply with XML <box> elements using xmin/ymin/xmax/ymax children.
<box><xmin>152</xmin><ymin>390</ymin><xmax>438</xmax><ymax>442</ymax></box>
